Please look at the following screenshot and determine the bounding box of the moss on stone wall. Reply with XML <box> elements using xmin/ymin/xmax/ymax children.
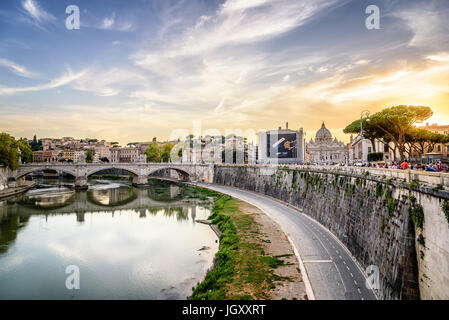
<box><xmin>442</xmin><ymin>200</ymin><xmax>449</xmax><ymax>226</ymax></box>
<box><xmin>376</xmin><ymin>183</ymin><xmax>383</xmax><ymax>197</ymax></box>
<box><xmin>408</xmin><ymin>179</ymin><xmax>420</xmax><ymax>190</ymax></box>
<box><xmin>411</xmin><ymin>205</ymin><xmax>424</xmax><ymax>230</ymax></box>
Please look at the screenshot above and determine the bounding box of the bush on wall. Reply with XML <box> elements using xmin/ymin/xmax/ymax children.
<box><xmin>368</xmin><ymin>152</ymin><xmax>384</xmax><ymax>162</ymax></box>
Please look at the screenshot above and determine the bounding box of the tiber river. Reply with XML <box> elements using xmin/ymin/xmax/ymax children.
<box><xmin>0</xmin><ymin>177</ymin><xmax>219</xmax><ymax>299</ymax></box>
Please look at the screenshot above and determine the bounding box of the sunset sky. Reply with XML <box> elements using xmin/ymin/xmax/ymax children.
<box><xmin>1</xmin><ymin>0</ymin><xmax>448</xmax><ymax>145</ymax></box>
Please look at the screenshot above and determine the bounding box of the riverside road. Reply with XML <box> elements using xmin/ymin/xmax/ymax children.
<box><xmin>195</xmin><ymin>183</ymin><xmax>378</xmax><ymax>300</ymax></box>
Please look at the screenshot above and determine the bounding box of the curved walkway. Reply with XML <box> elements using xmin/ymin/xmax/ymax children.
<box><xmin>195</xmin><ymin>183</ymin><xmax>377</xmax><ymax>300</ymax></box>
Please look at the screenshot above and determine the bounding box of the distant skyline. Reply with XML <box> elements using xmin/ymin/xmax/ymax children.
<box><xmin>1</xmin><ymin>0</ymin><xmax>449</xmax><ymax>145</ymax></box>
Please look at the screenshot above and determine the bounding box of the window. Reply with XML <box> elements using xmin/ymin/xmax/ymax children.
<box><xmin>446</xmin><ymin>145</ymin><xmax>449</xmax><ymax>153</ymax></box>
<box><xmin>437</xmin><ymin>145</ymin><xmax>442</xmax><ymax>152</ymax></box>
<box><xmin>384</xmin><ymin>144</ymin><xmax>389</xmax><ymax>153</ymax></box>
<box><xmin>368</xmin><ymin>147</ymin><xmax>372</xmax><ymax>153</ymax></box>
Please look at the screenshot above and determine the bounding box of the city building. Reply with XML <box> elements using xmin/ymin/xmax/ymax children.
<box><xmin>418</xmin><ymin>123</ymin><xmax>449</xmax><ymax>163</ymax></box>
<box><xmin>136</xmin><ymin>142</ymin><xmax>152</xmax><ymax>155</ymax></box>
<box><xmin>110</xmin><ymin>147</ymin><xmax>144</xmax><ymax>163</ymax></box>
<box><xmin>307</xmin><ymin>122</ymin><xmax>349</xmax><ymax>165</ymax></box>
<box><xmin>423</xmin><ymin>123</ymin><xmax>449</xmax><ymax>135</ymax></box>
<box><xmin>257</xmin><ymin>123</ymin><xmax>305</xmax><ymax>164</ymax></box>
<box><xmin>62</xmin><ymin>150</ymin><xmax>85</xmax><ymax>163</ymax></box>
<box><xmin>33</xmin><ymin>150</ymin><xmax>62</xmax><ymax>163</ymax></box>
<box><xmin>110</xmin><ymin>148</ymin><xmax>120</xmax><ymax>163</ymax></box>
<box><xmin>350</xmin><ymin>134</ymin><xmax>399</xmax><ymax>164</ymax></box>
<box><xmin>182</xmin><ymin>137</ymin><xmax>223</xmax><ymax>164</ymax></box>
<box><xmin>94</xmin><ymin>146</ymin><xmax>111</xmax><ymax>161</ymax></box>
<box><xmin>181</xmin><ymin>135</ymin><xmax>256</xmax><ymax>164</ymax></box>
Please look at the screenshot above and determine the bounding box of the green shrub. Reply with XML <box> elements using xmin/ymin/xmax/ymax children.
<box><xmin>411</xmin><ymin>205</ymin><xmax>424</xmax><ymax>230</ymax></box>
<box><xmin>442</xmin><ymin>200</ymin><xmax>449</xmax><ymax>226</ymax></box>
<box><xmin>387</xmin><ymin>197</ymin><xmax>397</xmax><ymax>217</ymax></box>
<box><xmin>376</xmin><ymin>183</ymin><xmax>383</xmax><ymax>197</ymax></box>
<box><xmin>408</xmin><ymin>179</ymin><xmax>420</xmax><ymax>190</ymax></box>
<box><xmin>368</xmin><ymin>152</ymin><xmax>383</xmax><ymax>162</ymax></box>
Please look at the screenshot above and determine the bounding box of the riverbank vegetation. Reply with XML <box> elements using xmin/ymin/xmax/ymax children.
<box><xmin>191</xmin><ymin>195</ymin><xmax>291</xmax><ymax>300</ymax></box>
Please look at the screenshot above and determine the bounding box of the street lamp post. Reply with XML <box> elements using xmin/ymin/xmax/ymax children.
<box><xmin>360</xmin><ymin>110</ymin><xmax>370</xmax><ymax>163</ymax></box>
<box><xmin>360</xmin><ymin>110</ymin><xmax>370</xmax><ymax>136</ymax></box>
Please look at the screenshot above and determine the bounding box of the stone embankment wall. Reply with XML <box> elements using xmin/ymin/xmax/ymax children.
<box><xmin>213</xmin><ymin>165</ymin><xmax>449</xmax><ymax>300</ymax></box>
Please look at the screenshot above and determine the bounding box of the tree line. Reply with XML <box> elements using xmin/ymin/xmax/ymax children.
<box><xmin>0</xmin><ymin>133</ymin><xmax>34</xmax><ymax>170</ymax></box>
<box><xmin>144</xmin><ymin>142</ymin><xmax>175</xmax><ymax>162</ymax></box>
<box><xmin>344</xmin><ymin>105</ymin><xmax>449</xmax><ymax>161</ymax></box>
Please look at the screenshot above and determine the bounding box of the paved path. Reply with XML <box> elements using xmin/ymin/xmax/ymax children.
<box><xmin>195</xmin><ymin>183</ymin><xmax>378</xmax><ymax>300</ymax></box>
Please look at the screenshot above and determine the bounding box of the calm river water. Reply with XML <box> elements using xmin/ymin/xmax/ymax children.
<box><xmin>0</xmin><ymin>178</ymin><xmax>218</xmax><ymax>299</ymax></box>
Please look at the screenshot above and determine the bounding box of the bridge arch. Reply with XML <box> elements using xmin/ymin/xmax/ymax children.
<box><xmin>85</xmin><ymin>166</ymin><xmax>141</xmax><ymax>178</ymax></box>
<box><xmin>147</xmin><ymin>166</ymin><xmax>191</xmax><ymax>181</ymax></box>
<box><xmin>14</xmin><ymin>167</ymin><xmax>77</xmax><ymax>180</ymax></box>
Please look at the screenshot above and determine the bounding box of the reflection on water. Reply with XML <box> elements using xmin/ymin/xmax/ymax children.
<box><xmin>0</xmin><ymin>179</ymin><xmax>218</xmax><ymax>300</ymax></box>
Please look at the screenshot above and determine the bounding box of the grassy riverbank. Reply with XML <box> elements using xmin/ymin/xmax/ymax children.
<box><xmin>191</xmin><ymin>194</ymin><xmax>292</xmax><ymax>300</ymax></box>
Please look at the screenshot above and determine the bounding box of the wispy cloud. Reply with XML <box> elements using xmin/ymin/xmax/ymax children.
<box><xmin>134</xmin><ymin>0</ymin><xmax>339</xmax><ymax>66</ymax></box>
<box><xmin>99</xmin><ymin>12</ymin><xmax>133</xmax><ymax>31</ymax></box>
<box><xmin>101</xmin><ymin>13</ymin><xmax>115</xmax><ymax>29</ymax></box>
<box><xmin>0</xmin><ymin>68</ymin><xmax>87</xmax><ymax>95</ymax></box>
<box><xmin>391</xmin><ymin>1</ymin><xmax>449</xmax><ymax>48</ymax></box>
<box><xmin>128</xmin><ymin>0</ymin><xmax>341</xmax><ymax>117</ymax></box>
<box><xmin>0</xmin><ymin>58</ymin><xmax>38</xmax><ymax>78</ymax></box>
<box><xmin>20</xmin><ymin>0</ymin><xmax>55</xmax><ymax>28</ymax></box>
<box><xmin>71</xmin><ymin>67</ymin><xmax>144</xmax><ymax>97</ymax></box>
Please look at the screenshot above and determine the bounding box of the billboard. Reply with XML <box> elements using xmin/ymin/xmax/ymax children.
<box><xmin>267</xmin><ymin>133</ymin><xmax>297</xmax><ymax>159</ymax></box>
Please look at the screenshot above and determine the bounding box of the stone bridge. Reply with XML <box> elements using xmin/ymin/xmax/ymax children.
<box><xmin>10</xmin><ymin>162</ymin><xmax>214</xmax><ymax>189</ymax></box>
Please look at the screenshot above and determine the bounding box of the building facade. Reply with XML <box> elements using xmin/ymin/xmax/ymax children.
<box><xmin>419</xmin><ymin>123</ymin><xmax>449</xmax><ymax>163</ymax></box>
<box><xmin>110</xmin><ymin>147</ymin><xmax>145</xmax><ymax>163</ymax></box>
<box><xmin>257</xmin><ymin>123</ymin><xmax>305</xmax><ymax>164</ymax></box>
<box><xmin>306</xmin><ymin>122</ymin><xmax>348</xmax><ymax>165</ymax></box>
